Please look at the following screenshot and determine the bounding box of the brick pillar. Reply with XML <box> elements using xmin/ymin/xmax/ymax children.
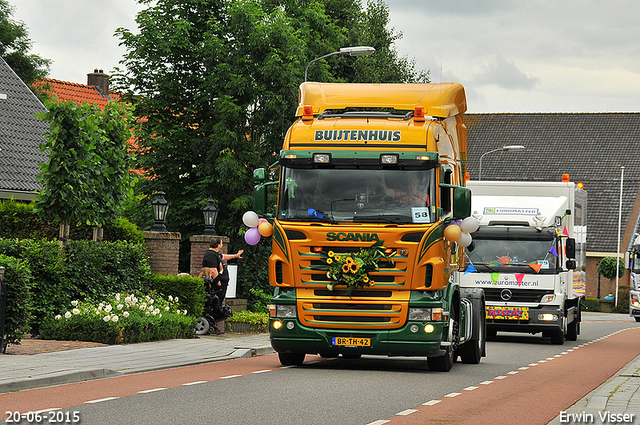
<box><xmin>189</xmin><ymin>235</ymin><xmax>230</xmax><ymax>276</ymax></box>
<box><xmin>143</xmin><ymin>231</ymin><xmax>181</xmax><ymax>275</ymax></box>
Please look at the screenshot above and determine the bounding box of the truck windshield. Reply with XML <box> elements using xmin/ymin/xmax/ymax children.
<box><xmin>467</xmin><ymin>235</ymin><xmax>558</xmax><ymax>271</ymax></box>
<box><xmin>278</xmin><ymin>168</ymin><xmax>435</xmax><ymax>224</ymax></box>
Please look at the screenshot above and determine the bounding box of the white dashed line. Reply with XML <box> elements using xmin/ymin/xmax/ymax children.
<box><xmin>182</xmin><ymin>381</ymin><xmax>208</xmax><ymax>386</ymax></box>
<box><xmin>479</xmin><ymin>380</ymin><xmax>493</xmax><ymax>385</ymax></box>
<box><xmin>494</xmin><ymin>375</ymin><xmax>507</xmax><ymax>380</ymax></box>
<box><xmin>221</xmin><ymin>375</ymin><xmax>242</xmax><ymax>379</ymax></box>
<box><xmin>444</xmin><ymin>392</ymin><xmax>461</xmax><ymax>398</ymax></box>
<box><xmin>138</xmin><ymin>388</ymin><xmax>167</xmax><ymax>394</ymax></box>
<box><xmin>423</xmin><ymin>400</ymin><xmax>442</xmax><ymax>406</ymax></box>
<box><xmin>396</xmin><ymin>409</ymin><xmax>418</xmax><ymax>416</ymax></box>
<box><xmin>366</xmin><ymin>420</ymin><xmax>390</xmax><ymax>425</ymax></box>
<box><xmin>463</xmin><ymin>386</ymin><xmax>479</xmax><ymax>391</ymax></box>
<box><xmin>252</xmin><ymin>370</ymin><xmax>273</xmax><ymax>374</ymax></box>
<box><xmin>85</xmin><ymin>397</ymin><xmax>120</xmax><ymax>404</ymax></box>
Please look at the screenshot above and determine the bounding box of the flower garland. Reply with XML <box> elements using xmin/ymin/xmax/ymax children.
<box><xmin>319</xmin><ymin>240</ymin><xmax>395</xmax><ymax>293</ymax></box>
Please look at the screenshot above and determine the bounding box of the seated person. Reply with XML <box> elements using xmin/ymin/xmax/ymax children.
<box><xmin>378</xmin><ymin>173</ymin><xmax>429</xmax><ymax>205</ymax></box>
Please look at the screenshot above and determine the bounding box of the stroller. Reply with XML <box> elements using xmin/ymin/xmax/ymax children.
<box><xmin>194</xmin><ymin>285</ymin><xmax>233</xmax><ymax>335</ymax></box>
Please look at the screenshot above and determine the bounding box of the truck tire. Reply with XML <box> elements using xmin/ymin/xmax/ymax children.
<box><xmin>566</xmin><ymin>303</ymin><xmax>581</xmax><ymax>341</ymax></box>
<box><xmin>460</xmin><ymin>298</ymin><xmax>486</xmax><ymax>364</ymax></box>
<box><xmin>278</xmin><ymin>352</ymin><xmax>305</xmax><ymax>366</ymax></box>
<box><xmin>550</xmin><ymin>317</ymin><xmax>566</xmax><ymax>345</ymax></box>
<box><xmin>427</xmin><ymin>308</ymin><xmax>458</xmax><ymax>372</ymax></box>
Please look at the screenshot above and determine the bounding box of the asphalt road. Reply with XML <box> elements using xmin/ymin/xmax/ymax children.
<box><xmin>1</xmin><ymin>314</ymin><xmax>638</xmax><ymax>425</ymax></box>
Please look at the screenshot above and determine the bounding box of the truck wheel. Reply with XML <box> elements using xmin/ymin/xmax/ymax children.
<box><xmin>278</xmin><ymin>352</ymin><xmax>305</xmax><ymax>366</ymax></box>
<box><xmin>550</xmin><ymin>317</ymin><xmax>566</xmax><ymax>345</ymax></box>
<box><xmin>460</xmin><ymin>300</ymin><xmax>485</xmax><ymax>364</ymax></box>
<box><xmin>428</xmin><ymin>309</ymin><xmax>458</xmax><ymax>372</ymax></box>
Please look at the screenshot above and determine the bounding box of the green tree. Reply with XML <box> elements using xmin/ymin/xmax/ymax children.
<box><xmin>597</xmin><ymin>256</ymin><xmax>625</xmax><ymax>281</ymax></box>
<box><xmin>112</xmin><ymin>0</ymin><xmax>428</xmax><ymax>297</ymax></box>
<box><xmin>0</xmin><ymin>0</ymin><xmax>51</xmax><ymax>97</ymax></box>
<box><xmin>35</xmin><ymin>100</ymin><xmax>135</xmax><ymax>242</ymax></box>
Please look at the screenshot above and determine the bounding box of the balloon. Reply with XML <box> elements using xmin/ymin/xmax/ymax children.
<box><xmin>258</xmin><ymin>221</ymin><xmax>273</xmax><ymax>237</ymax></box>
<box><xmin>443</xmin><ymin>225</ymin><xmax>462</xmax><ymax>242</ymax></box>
<box><xmin>258</xmin><ymin>218</ymin><xmax>268</xmax><ymax>225</ymax></box>
<box><xmin>244</xmin><ymin>227</ymin><xmax>261</xmax><ymax>245</ymax></box>
<box><xmin>458</xmin><ymin>231</ymin><xmax>472</xmax><ymax>247</ymax></box>
<box><xmin>460</xmin><ymin>217</ymin><xmax>479</xmax><ymax>233</ymax></box>
<box><xmin>243</xmin><ymin>211</ymin><xmax>260</xmax><ymax>228</ymax></box>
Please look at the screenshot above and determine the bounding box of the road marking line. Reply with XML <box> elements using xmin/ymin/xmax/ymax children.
<box><xmin>444</xmin><ymin>392</ymin><xmax>461</xmax><ymax>397</ymax></box>
<box><xmin>85</xmin><ymin>397</ymin><xmax>120</xmax><ymax>404</ymax></box>
<box><xmin>34</xmin><ymin>408</ymin><xmax>60</xmax><ymax>413</ymax></box>
<box><xmin>479</xmin><ymin>380</ymin><xmax>493</xmax><ymax>385</ymax></box>
<box><xmin>546</xmin><ymin>357</ymin><xmax>555</xmax><ymax>360</ymax></box>
<box><xmin>495</xmin><ymin>376</ymin><xmax>507</xmax><ymax>380</ymax></box>
<box><xmin>519</xmin><ymin>366</ymin><xmax>529</xmax><ymax>370</ymax></box>
<box><xmin>366</xmin><ymin>420</ymin><xmax>390</xmax><ymax>425</ymax></box>
<box><xmin>528</xmin><ymin>363</ymin><xmax>539</xmax><ymax>366</ymax></box>
<box><xmin>182</xmin><ymin>381</ymin><xmax>208</xmax><ymax>386</ymax></box>
<box><xmin>507</xmin><ymin>371</ymin><xmax>518</xmax><ymax>375</ymax></box>
<box><xmin>138</xmin><ymin>388</ymin><xmax>167</xmax><ymax>394</ymax></box>
<box><xmin>423</xmin><ymin>400</ymin><xmax>442</xmax><ymax>406</ymax></box>
<box><xmin>463</xmin><ymin>386</ymin><xmax>478</xmax><ymax>391</ymax></box>
<box><xmin>538</xmin><ymin>360</ymin><xmax>547</xmax><ymax>363</ymax></box>
<box><xmin>396</xmin><ymin>409</ymin><xmax>418</xmax><ymax>416</ymax></box>
<box><xmin>252</xmin><ymin>370</ymin><xmax>273</xmax><ymax>374</ymax></box>
<box><xmin>221</xmin><ymin>374</ymin><xmax>242</xmax><ymax>379</ymax></box>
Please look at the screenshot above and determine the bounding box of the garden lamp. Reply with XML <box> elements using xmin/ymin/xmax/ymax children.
<box><xmin>202</xmin><ymin>198</ymin><xmax>219</xmax><ymax>236</ymax></box>
<box><xmin>151</xmin><ymin>189</ymin><xmax>170</xmax><ymax>232</ymax></box>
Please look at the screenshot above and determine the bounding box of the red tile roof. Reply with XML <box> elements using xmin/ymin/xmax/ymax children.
<box><xmin>40</xmin><ymin>78</ymin><xmax>119</xmax><ymax>108</ymax></box>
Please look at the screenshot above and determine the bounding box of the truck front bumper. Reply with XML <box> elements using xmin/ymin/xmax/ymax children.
<box><xmin>630</xmin><ymin>291</ymin><xmax>640</xmax><ymax>319</ymax></box>
<box><xmin>486</xmin><ymin>304</ymin><xmax>565</xmax><ymax>334</ymax></box>
<box><xmin>269</xmin><ymin>318</ymin><xmax>449</xmax><ymax>358</ymax></box>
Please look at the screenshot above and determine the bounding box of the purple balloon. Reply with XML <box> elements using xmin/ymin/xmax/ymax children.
<box><xmin>244</xmin><ymin>227</ymin><xmax>261</xmax><ymax>245</ymax></box>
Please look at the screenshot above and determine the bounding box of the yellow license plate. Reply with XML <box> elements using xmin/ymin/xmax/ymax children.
<box><xmin>332</xmin><ymin>337</ymin><xmax>371</xmax><ymax>347</ymax></box>
<box><xmin>486</xmin><ymin>306</ymin><xmax>529</xmax><ymax>320</ymax></box>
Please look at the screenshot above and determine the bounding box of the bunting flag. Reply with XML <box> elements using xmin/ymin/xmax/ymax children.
<box><xmin>548</xmin><ymin>245</ymin><xmax>559</xmax><ymax>257</ymax></box>
<box><xmin>529</xmin><ymin>263</ymin><xmax>543</xmax><ymax>273</ymax></box>
<box><xmin>490</xmin><ymin>272</ymin><xmax>500</xmax><ymax>285</ymax></box>
<box><xmin>464</xmin><ymin>263</ymin><xmax>477</xmax><ymax>274</ymax></box>
<box><xmin>563</xmin><ymin>225</ymin><xmax>569</xmax><ymax>236</ymax></box>
<box><xmin>514</xmin><ymin>273</ymin><xmax>525</xmax><ymax>286</ymax></box>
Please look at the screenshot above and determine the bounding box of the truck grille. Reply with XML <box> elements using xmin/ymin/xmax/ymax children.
<box><xmin>483</xmin><ymin>288</ymin><xmax>554</xmax><ymax>303</ymax></box>
<box><xmin>296</xmin><ymin>288</ymin><xmax>409</xmax><ymax>329</ymax></box>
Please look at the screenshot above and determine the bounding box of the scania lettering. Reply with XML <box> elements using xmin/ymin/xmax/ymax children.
<box><xmin>458</xmin><ymin>180</ymin><xmax>587</xmax><ymax>344</ymax></box>
<box><xmin>253</xmin><ymin>82</ymin><xmax>486</xmax><ymax>371</ymax></box>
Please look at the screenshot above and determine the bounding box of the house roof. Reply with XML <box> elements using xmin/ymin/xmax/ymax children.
<box><xmin>0</xmin><ymin>56</ymin><xmax>49</xmax><ymax>200</ymax></box>
<box><xmin>465</xmin><ymin>113</ymin><xmax>640</xmax><ymax>254</ymax></box>
<box><xmin>41</xmin><ymin>78</ymin><xmax>118</xmax><ymax>109</ymax></box>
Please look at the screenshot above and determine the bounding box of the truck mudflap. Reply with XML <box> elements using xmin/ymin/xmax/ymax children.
<box><xmin>269</xmin><ymin>319</ymin><xmax>450</xmax><ymax>358</ymax></box>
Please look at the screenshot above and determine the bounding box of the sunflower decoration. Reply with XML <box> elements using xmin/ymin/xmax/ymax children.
<box><xmin>319</xmin><ymin>241</ymin><xmax>395</xmax><ymax>293</ymax></box>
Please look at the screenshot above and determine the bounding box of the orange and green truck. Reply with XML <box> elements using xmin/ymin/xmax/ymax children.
<box><xmin>253</xmin><ymin>82</ymin><xmax>486</xmax><ymax>371</ymax></box>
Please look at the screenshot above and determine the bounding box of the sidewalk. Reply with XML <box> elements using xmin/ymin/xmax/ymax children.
<box><xmin>546</xmin><ymin>354</ymin><xmax>640</xmax><ymax>424</ymax></box>
<box><xmin>0</xmin><ymin>333</ymin><xmax>273</xmax><ymax>394</ymax></box>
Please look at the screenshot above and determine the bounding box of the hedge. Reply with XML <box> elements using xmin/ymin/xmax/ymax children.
<box><xmin>0</xmin><ymin>255</ymin><xmax>33</xmax><ymax>351</ymax></box>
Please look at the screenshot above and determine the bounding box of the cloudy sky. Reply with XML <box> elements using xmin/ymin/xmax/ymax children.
<box><xmin>9</xmin><ymin>0</ymin><xmax>640</xmax><ymax>113</ymax></box>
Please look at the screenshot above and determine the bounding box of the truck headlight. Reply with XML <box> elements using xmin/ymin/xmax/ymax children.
<box><xmin>408</xmin><ymin>307</ymin><xmax>446</xmax><ymax>321</ymax></box>
<box><xmin>540</xmin><ymin>294</ymin><xmax>556</xmax><ymax>303</ymax></box>
<box><xmin>269</xmin><ymin>304</ymin><xmax>297</xmax><ymax>318</ymax></box>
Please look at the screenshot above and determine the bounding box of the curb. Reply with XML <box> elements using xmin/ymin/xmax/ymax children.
<box><xmin>0</xmin><ymin>368</ymin><xmax>121</xmax><ymax>394</ymax></box>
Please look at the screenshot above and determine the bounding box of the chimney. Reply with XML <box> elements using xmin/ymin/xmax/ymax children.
<box><xmin>87</xmin><ymin>69</ymin><xmax>109</xmax><ymax>97</ymax></box>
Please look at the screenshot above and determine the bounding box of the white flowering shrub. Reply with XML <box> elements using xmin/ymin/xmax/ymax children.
<box><xmin>40</xmin><ymin>290</ymin><xmax>196</xmax><ymax>344</ymax></box>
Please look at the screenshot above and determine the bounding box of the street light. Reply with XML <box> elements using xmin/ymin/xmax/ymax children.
<box><xmin>304</xmin><ymin>46</ymin><xmax>375</xmax><ymax>82</ymax></box>
<box><xmin>478</xmin><ymin>145</ymin><xmax>526</xmax><ymax>180</ymax></box>
<box><xmin>202</xmin><ymin>198</ymin><xmax>219</xmax><ymax>236</ymax></box>
<box><xmin>151</xmin><ymin>189</ymin><xmax>170</xmax><ymax>232</ymax></box>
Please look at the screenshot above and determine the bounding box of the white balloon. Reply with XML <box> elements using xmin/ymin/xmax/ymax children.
<box><xmin>458</xmin><ymin>231</ymin><xmax>472</xmax><ymax>247</ymax></box>
<box><xmin>460</xmin><ymin>217</ymin><xmax>479</xmax><ymax>233</ymax></box>
<box><xmin>242</xmin><ymin>211</ymin><xmax>260</xmax><ymax>228</ymax></box>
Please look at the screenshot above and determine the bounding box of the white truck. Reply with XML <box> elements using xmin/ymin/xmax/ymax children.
<box><xmin>457</xmin><ymin>181</ymin><xmax>587</xmax><ymax>344</ymax></box>
<box><xmin>625</xmin><ymin>236</ymin><xmax>640</xmax><ymax>322</ymax></box>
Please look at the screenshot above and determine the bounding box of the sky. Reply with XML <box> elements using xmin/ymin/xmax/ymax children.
<box><xmin>8</xmin><ymin>0</ymin><xmax>640</xmax><ymax>113</ymax></box>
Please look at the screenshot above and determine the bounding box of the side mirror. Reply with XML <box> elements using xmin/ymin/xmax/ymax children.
<box><xmin>253</xmin><ymin>183</ymin><xmax>267</xmax><ymax>215</ymax></box>
<box><xmin>565</xmin><ymin>259</ymin><xmax>576</xmax><ymax>270</ymax></box>
<box><xmin>440</xmin><ymin>184</ymin><xmax>471</xmax><ymax>220</ymax></box>
<box><xmin>565</xmin><ymin>238</ymin><xmax>576</xmax><ymax>259</ymax></box>
<box><xmin>253</xmin><ymin>168</ymin><xmax>266</xmax><ymax>183</ymax></box>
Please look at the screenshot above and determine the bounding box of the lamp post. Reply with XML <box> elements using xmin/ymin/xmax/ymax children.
<box><xmin>151</xmin><ymin>189</ymin><xmax>170</xmax><ymax>232</ymax></box>
<box><xmin>304</xmin><ymin>46</ymin><xmax>375</xmax><ymax>82</ymax></box>
<box><xmin>478</xmin><ymin>145</ymin><xmax>526</xmax><ymax>180</ymax></box>
<box><xmin>202</xmin><ymin>198</ymin><xmax>219</xmax><ymax>236</ymax></box>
